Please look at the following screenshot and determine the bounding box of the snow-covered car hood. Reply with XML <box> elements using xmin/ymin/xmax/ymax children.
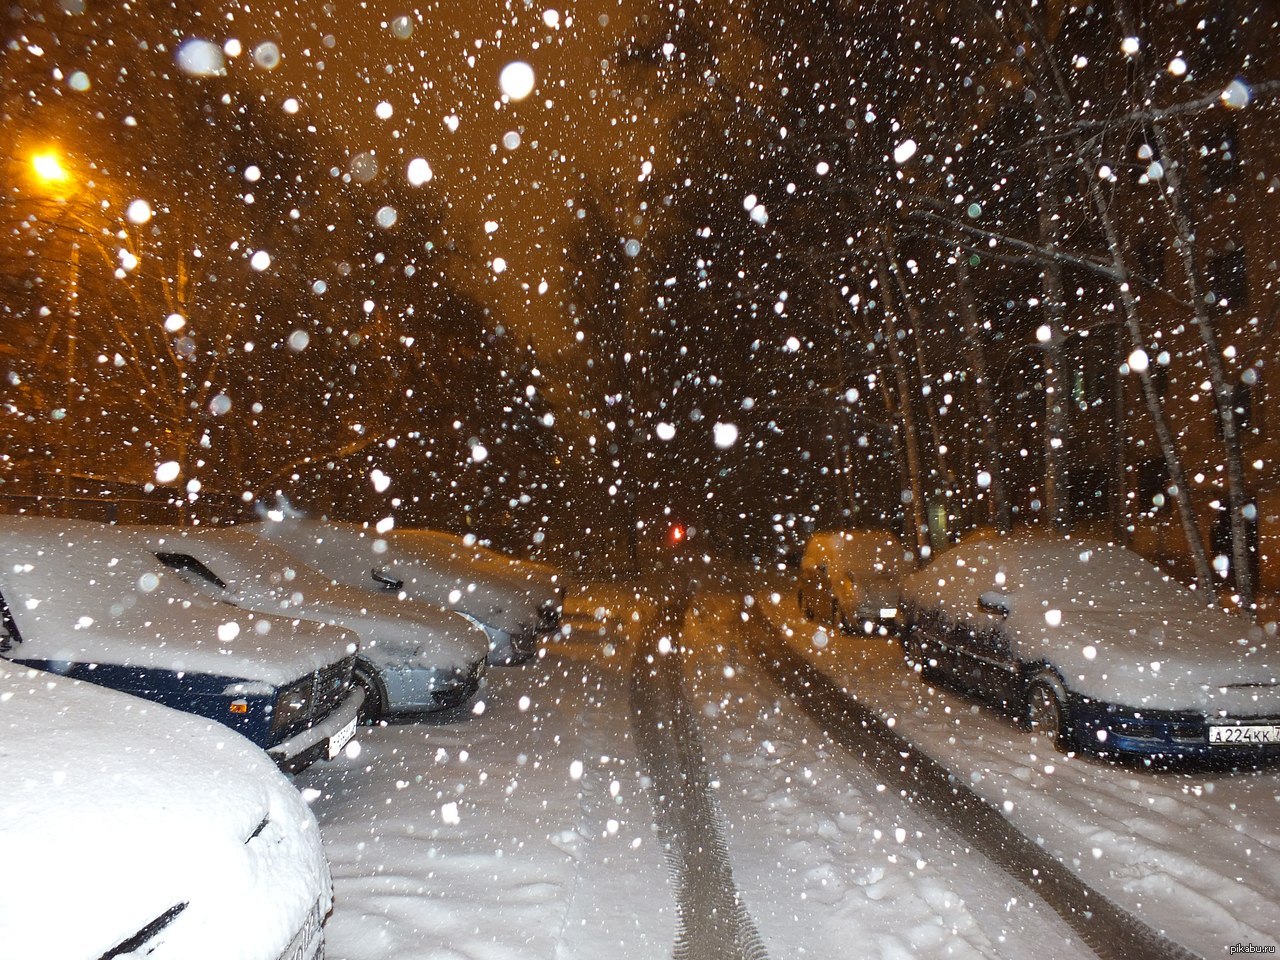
<box><xmin>247</xmin><ymin>518</ymin><xmax>538</xmax><ymax>634</ymax></box>
<box><xmin>0</xmin><ymin>516</ymin><xmax>354</xmax><ymax>685</ymax></box>
<box><xmin>902</xmin><ymin>534</ymin><xmax>1280</xmax><ymax>713</ymax></box>
<box><xmin>0</xmin><ymin>663</ymin><xmax>330</xmax><ymax>960</ymax></box>
<box><xmin>388</xmin><ymin>529</ymin><xmax>562</xmax><ymax>608</ymax></box>
<box><xmin>133</xmin><ymin>527</ymin><xmax>488</xmax><ymax>672</ymax></box>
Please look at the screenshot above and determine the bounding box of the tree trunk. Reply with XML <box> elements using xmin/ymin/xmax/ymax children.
<box><xmin>888</xmin><ymin>248</ymin><xmax>960</xmax><ymax>505</ymax></box>
<box><xmin>1110</xmin><ymin>323</ymin><xmax>1130</xmax><ymax>543</ymax></box>
<box><xmin>1150</xmin><ymin>120</ymin><xmax>1255</xmax><ymax>611</ymax></box>
<box><xmin>955</xmin><ymin>257</ymin><xmax>1012</xmax><ymax>533</ymax></box>
<box><xmin>1036</xmin><ymin>147</ymin><xmax>1072</xmax><ymax>532</ymax></box>
<box><xmin>1080</xmin><ymin>168</ymin><xmax>1215</xmax><ymax>596</ymax></box>
<box><xmin>874</xmin><ymin>248</ymin><xmax>931</xmax><ymax>559</ymax></box>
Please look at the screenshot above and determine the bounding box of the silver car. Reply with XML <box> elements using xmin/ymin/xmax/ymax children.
<box><xmin>132</xmin><ymin>526</ymin><xmax>491</xmax><ymax>721</ymax></box>
<box><xmin>249</xmin><ymin>515</ymin><xmax>549</xmax><ymax>665</ymax></box>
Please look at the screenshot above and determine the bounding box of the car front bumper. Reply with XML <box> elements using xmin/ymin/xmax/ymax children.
<box><xmin>380</xmin><ymin>660</ymin><xmax>487</xmax><ymax>713</ymax></box>
<box><xmin>1068</xmin><ymin>698</ymin><xmax>1280</xmax><ymax>764</ymax></box>
<box><xmin>480</xmin><ymin>623</ymin><xmax>539</xmax><ymax>665</ymax></box>
<box><xmin>269</xmin><ymin>686</ymin><xmax>364</xmax><ymax>773</ymax></box>
<box><xmin>274</xmin><ymin>896</ymin><xmax>325</xmax><ymax>960</ymax></box>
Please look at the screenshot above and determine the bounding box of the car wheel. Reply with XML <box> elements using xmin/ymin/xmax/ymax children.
<box><xmin>353</xmin><ymin>661</ymin><xmax>385</xmax><ymax>724</ymax></box>
<box><xmin>1026</xmin><ymin>671</ymin><xmax>1068</xmax><ymax>752</ymax></box>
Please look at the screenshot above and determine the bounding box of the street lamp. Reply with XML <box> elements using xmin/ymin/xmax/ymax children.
<box><xmin>30</xmin><ymin>150</ymin><xmax>71</xmax><ymax>190</ymax></box>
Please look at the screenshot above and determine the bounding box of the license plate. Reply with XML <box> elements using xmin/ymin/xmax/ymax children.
<box><xmin>1207</xmin><ymin>724</ymin><xmax>1280</xmax><ymax>745</ymax></box>
<box><xmin>327</xmin><ymin>716</ymin><xmax>357</xmax><ymax>759</ymax></box>
<box><xmin>279</xmin><ymin>900</ymin><xmax>323</xmax><ymax>960</ymax></box>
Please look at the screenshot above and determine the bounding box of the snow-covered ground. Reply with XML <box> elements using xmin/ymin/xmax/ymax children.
<box><xmin>299</xmin><ymin>579</ymin><xmax>1113</xmax><ymax>959</ymax></box>
<box><xmin>753</xmin><ymin>577</ymin><xmax>1280</xmax><ymax>959</ymax></box>
<box><xmin>679</xmin><ymin>593</ymin><xmax>1083</xmax><ymax>958</ymax></box>
<box><xmin>296</xmin><ymin>582</ymin><xmax>673</xmax><ymax>960</ymax></box>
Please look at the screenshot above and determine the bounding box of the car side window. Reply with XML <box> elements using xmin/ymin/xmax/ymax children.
<box><xmin>969</xmin><ymin>625</ymin><xmax>1011</xmax><ymax>662</ymax></box>
<box><xmin>154</xmin><ymin>553</ymin><xmax>229</xmax><ymax>592</ymax></box>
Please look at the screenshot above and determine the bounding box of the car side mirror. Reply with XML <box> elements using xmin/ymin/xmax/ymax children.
<box><xmin>371</xmin><ymin>569</ymin><xmax>403</xmax><ymax>592</ymax></box>
<box><xmin>978</xmin><ymin>591</ymin><xmax>1012</xmax><ymax>617</ymax></box>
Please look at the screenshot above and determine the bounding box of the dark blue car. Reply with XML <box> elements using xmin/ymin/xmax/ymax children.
<box><xmin>898</xmin><ymin>533</ymin><xmax>1280</xmax><ymax>765</ymax></box>
<box><xmin>0</xmin><ymin>516</ymin><xmax>363</xmax><ymax>771</ymax></box>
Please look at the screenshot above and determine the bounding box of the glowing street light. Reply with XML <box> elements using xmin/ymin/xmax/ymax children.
<box><xmin>30</xmin><ymin>150</ymin><xmax>71</xmax><ymax>189</ymax></box>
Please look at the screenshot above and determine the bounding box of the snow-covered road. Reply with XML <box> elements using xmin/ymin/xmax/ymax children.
<box><xmin>296</xmin><ymin>576</ymin><xmax>1279</xmax><ymax>959</ymax></box>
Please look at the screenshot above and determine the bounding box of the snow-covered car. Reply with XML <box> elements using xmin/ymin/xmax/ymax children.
<box><xmin>898</xmin><ymin>532</ymin><xmax>1280</xmax><ymax>763</ymax></box>
<box><xmin>798</xmin><ymin>529</ymin><xmax>907</xmax><ymax>634</ymax></box>
<box><xmin>0</xmin><ymin>662</ymin><xmax>330</xmax><ymax>960</ymax></box>
<box><xmin>387</xmin><ymin>527</ymin><xmax>564</xmax><ymax>639</ymax></box>
<box><xmin>249</xmin><ymin>514</ymin><xmax>549</xmax><ymax>664</ymax></box>
<box><xmin>132</xmin><ymin>526</ymin><xmax>490</xmax><ymax>721</ymax></box>
<box><xmin>0</xmin><ymin>516</ymin><xmax>362</xmax><ymax>771</ymax></box>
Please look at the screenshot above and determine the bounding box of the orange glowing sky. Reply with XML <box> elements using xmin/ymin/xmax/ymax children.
<box><xmin>237</xmin><ymin>0</ymin><xmax>661</xmax><ymax>359</ymax></box>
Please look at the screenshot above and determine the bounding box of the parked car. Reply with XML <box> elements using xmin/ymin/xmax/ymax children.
<box><xmin>387</xmin><ymin>527</ymin><xmax>564</xmax><ymax>639</ymax></box>
<box><xmin>0</xmin><ymin>515</ymin><xmax>362</xmax><ymax>771</ymax></box>
<box><xmin>249</xmin><ymin>514</ymin><xmax>551</xmax><ymax>664</ymax></box>
<box><xmin>898</xmin><ymin>532</ymin><xmax>1280</xmax><ymax>763</ymax></box>
<box><xmin>0</xmin><ymin>661</ymin><xmax>330</xmax><ymax>960</ymax></box>
<box><xmin>798</xmin><ymin>529</ymin><xmax>907</xmax><ymax>634</ymax></box>
<box><xmin>132</xmin><ymin>525</ymin><xmax>490</xmax><ymax>721</ymax></box>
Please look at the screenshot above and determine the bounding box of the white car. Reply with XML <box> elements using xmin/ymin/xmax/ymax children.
<box><xmin>899</xmin><ymin>532</ymin><xmax>1280</xmax><ymax>762</ymax></box>
<box><xmin>0</xmin><ymin>662</ymin><xmax>330</xmax><ymax>960</ymax></box>
<box><xmin>249</xmin><ymin>515</ymin><xmax>549</xmax><ymax>664</ymax></box>
<box><xmin>132</xmin><ymin>526</ymin><xmax>490</xmax><ymax>721</ymax></box>
<box><xmin>0</xmin><ymin>516</ymin><xmax>362</xmax><ymax>771</ymax></box>
<box><xmin>387</xmin><ymin>528</ymin><xmax>564</xmax><ymax>639</ymax></box>
<box><xmin>798</xmin><ymin>529</ymin><xmax>907</xmax><ymax>634</ymax></box>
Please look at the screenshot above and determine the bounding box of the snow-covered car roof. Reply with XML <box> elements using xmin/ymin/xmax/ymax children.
<box><xmin>0</xmin><ymin>662</ymin><xmax>329</xmax><ymax>960</ymax></box>
<box><xmin>130</xmin><ymin>526</ymin><xmax>488</xmax><ymax>672</ymax></box>
<box><xmin>802</xmin><ymin>529</ymin><xmax>908</xmax><ymax>578</ymax></box>
<box><xmin>901</xmin><ymin>532</ymin><xmax>1279</xmax><ymax>712</ymax></box>
<box><xmin>0</xmin><ymin>516</ymin><xmax>353</xmax><ymax>685</ymax></box>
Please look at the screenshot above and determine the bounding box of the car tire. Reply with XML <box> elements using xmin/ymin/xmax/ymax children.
<box><xmin>1026</xmin><ymin>671</ymin><xmax>1069</xmax><ymax>752</ymax></box>
<box><xmin>353</xmin><ymin>661</ymin><xmax>386</xmax><ymax>724</ymax></box>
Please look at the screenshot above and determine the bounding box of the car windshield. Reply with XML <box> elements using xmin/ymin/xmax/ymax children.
<box><xmin>3</xmin><ymin>2</ymin><xmax>1279</xmax><ymax>959</ymax></box>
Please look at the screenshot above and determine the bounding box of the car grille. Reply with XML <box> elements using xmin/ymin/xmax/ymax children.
<box><xmin>272</xmin><ymin>655</ymin><xmax>355</xmax><ymax>738</ymax></box>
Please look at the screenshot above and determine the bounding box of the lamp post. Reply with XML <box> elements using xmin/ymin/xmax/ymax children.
<box><xmin>27</xmin><ymin>148</ymin><xmax>82</xmax><ymax>504</ymax></box>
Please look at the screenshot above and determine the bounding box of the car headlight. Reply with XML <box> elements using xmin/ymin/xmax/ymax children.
<box><xmin>271</xmin><ymin>678</ymin><xmax>312</xmax><ymax>735</ymax></box>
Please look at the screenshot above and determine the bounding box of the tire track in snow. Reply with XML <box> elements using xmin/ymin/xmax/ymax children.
<box><xmin>741</xmin><ymin>603</ymin><xmax>1205</xmax><ymax>960</ymax></box>
<box><xmin>629</xmin><ymin>588</ymin><xmax>769</xmax><ymax>960</ymax></box>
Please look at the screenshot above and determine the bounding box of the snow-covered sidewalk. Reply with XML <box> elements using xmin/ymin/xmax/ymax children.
<box><xmin>752</xmin><ymin>578</ymin><xmax>1280</xmax><ymax>959</ymax></box>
